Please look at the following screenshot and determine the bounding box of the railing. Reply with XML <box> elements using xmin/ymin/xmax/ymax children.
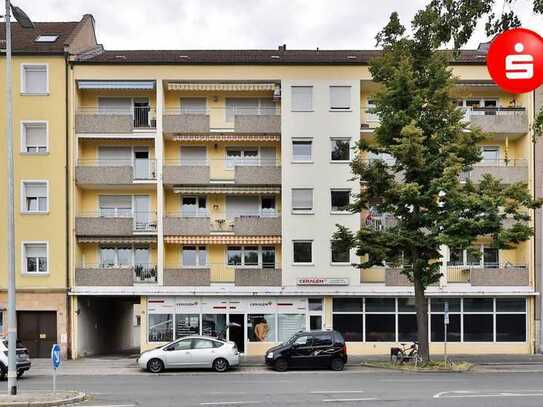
<box><xmin>164</xmin><ymin>105</ymin><xmax>280</xmax><ymax>118</ymax></box>
<box><xmin>460</xmin><ymin>106</ymin><xmax>526</xmax><ymax>118</ymax></box>
<box><xmin>166</xmin><ymin>211</ymin><xmax>279</xmax><ymax>232</ymax></box>
<box><xmin>460</xmin><ymin>158</ymin><xmax>528</xmax><ymax>182</ymax></box>
<box><xmin>446</xmin><ymin>263</ymin><xmax>528</xmax><ymax>285</ymax></box>
<box><xmin>163</xmin><ymin>158</ymin><xmax>281</xmax><ymax>168</ymax></box>
<box><xmin>78</xmin><ymin>263</ymin><xmax>157</xmax><ymax>283</ymax></box>
<box><xmin>470</xmin><ymin>158</ymin><xmax>528</xmax><ymax>167</ymax></box>
<box><xmin>77</xmin><ymin>158</ymin><xmax>157</xmax><ymax>180</ymax></box>
<box><xmin>78</xmin><ymin>210</ymin><xmax>158</xmax><ymax>232</ymax></box>
<box><xmin>77</xmin><ymin>106</ymin><xmax>157</xmax><ymax>129</ymax></box>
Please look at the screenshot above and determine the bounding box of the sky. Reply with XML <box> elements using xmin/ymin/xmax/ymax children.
<box><xmin>11</xmin><ymin>0</ymin><xmax>543</xmax><ymax>50</ymax></box>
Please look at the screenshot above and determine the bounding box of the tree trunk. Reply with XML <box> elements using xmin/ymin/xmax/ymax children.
<box><xmin>414</xmin><ymin>270</ymin><xmax>430</xmax><ymax>363</ymax></box>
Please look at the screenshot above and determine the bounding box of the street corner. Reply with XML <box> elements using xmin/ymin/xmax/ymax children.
<box><xmin>0</xmin><ymin>390</ymin><xmax>86</xmax><ymax>407</ymax></box>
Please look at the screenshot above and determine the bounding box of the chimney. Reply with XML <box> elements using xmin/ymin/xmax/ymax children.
<box><xmin>278</xmin><ymin>44</ymin><xmax>287</xmax><ymax>51</ymax></box>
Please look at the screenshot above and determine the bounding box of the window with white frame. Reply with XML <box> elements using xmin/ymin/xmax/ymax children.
<box><xmin>21</xmin><ymin>122</ymin><xmax>47</xmax><ymax>153</ymax></box>
<box><xmin>292</xmin><ymin>139</ymin><xmax>312</xmax><ymax>162</ymax></box>
<box><xmin>331</xmin><ymin>240</ymin><xmax>350</xmax><ymax>264</ymax></box>
<box><xmin>35</xmin><ymin>35</ymin><xmax>59</xmax><ymax>43</ymax></box>
<box><xmin>181</xmin><ymin>196</ymin><xmax>208</xmax><ymax>217</ymax></box>
<box><xmin>99</xmin><ymin>246</ymin><xmax>149</xmax><ymax>268</ymax></box>
<box><xmin>481</xmin><ymin>146</ymin><xmax>500</xmax><ymax>166</ymax></box>
<box><xmin>331</xmin><ymin>189</ymin><xmax>351</xmax><ymax>212</ymax></box>
<box><xmin>293</xmin><ymin>240</ymin><xmax>312</xmax><ymax>263</ymax></box>
<box><xmin>292</xmin><ymin>188</ymin><xmax>313</xmax><ymax>212</ymax></box>
<box><xmin>331</xmin><ymin>138</ymin><xmax>350</xmax><ymax>161</ymax></box>
<box><xmin>447</xmin><ymin>245</ymin><xmax>499</xmax><ymax>268</ymax></box>
<box><xmin>330</xmin><ymin>86</ymin><xmax>351</xmax><ymax>110</ymax></box>
<box><xmin>291</xmin><ymin>86</ymin><xmax>313</xmax><ymax>112</ymax></box>
<box><xmin>225</xmin><ymin>98</ymin><xmax>275</xmax><ymax>121</ymax></box>
<box><xmin>21</xmin><ymin>64</ymin><xmax>48</xmax><ymax>94</ymax></box>
<box><xmin>182</xmin><ymin>246</ymin><xmax>207</xmax><ymax>267</ymax></box>
<box><xmin>227</xmin><ymin>246</ymin><xmax>275</xmax><ymax>268</ymax></box>
<box><xmin>22</xmin><ymin>181</ymin><xmax>48</xmax><ymax>213</ymax></box>
<box><xmin>98</xmin><ymin>195</ymin><xmax>132</xmax><ymax>217</ymax></box>
<box><xmin>23</xmin><ymin>242</ymin><xmax>48</xmax><ymax>273</ymax></box>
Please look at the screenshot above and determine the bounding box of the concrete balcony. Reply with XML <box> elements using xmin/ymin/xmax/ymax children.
<box><xmin>461</xmin><ymin>159</ymin><xmax>528</xmax><ymax>183</ymax></box>
<box><xmin>76</xmin><ymin>159</ymin><xmax>157</xmax><ymax>186</ymax></box>
<box><xmin>76</xmin><ymin>212</ymin><xmax>157</xmax><ymax>236</ymax></box>
<box><xmin>163</xmin><ymin>216</ymin><xmax>210</xmax><ymax>235</ymax></box>
<box><xmin>163</xmin><ymin>268</ymin><xmax>211</xmax><ymax>286</ymax></box>
<box><xmin>163</xmin><ymin>113</ymin><xmax>210</xmax><ymax>134</ymax></box>
<box><xmin>231</xmin><ymin>216</ymin><xmax>281</xmax><ymax>236</ymax></box>
<box><xmin>234</xmin><ymin>115</ymin><xmax>280</xmax><ymax>133</ymax></box>
<box><xmin>447</xmin><ymin>265</ymin><xmax>529</xmax><ymax>286</ymax></box>
<box><xmin>75</xmin><ymin>264</ymin><xmax>157</xmax><ymax>286</ymax></box>
<box><xmin>76</xmin><ymin>106</ymin><xmax>156</xmax><ymax>134</ymax></box>
<box><xmin>235</xmin><ymin>268</ymin><xmax>282</xmax><ymax>286</ymax></box>
<box><xmin>163</xmin><ymin>164</ymin><xmax>210</xmax><ymax>185</ymax></box>
<box><xmin>234</xmin><ymin>165</ymin><xmax>281</xmax><ymax>185</ymax></box>
<box><xmin>466</xmin><ymin>107</ymin><xmax>528</xmax><ymax>136</ymax></box>
<box><xmin>384</xmin><ymin>268</ymin><xmax>411</xmax><ymax>286</ymax></box>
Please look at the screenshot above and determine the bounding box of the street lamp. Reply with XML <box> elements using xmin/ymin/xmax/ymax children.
<box><xmin>3</xmin><ymin>1</ymin><xmax>34</xmax><ymax>396</ymax></box>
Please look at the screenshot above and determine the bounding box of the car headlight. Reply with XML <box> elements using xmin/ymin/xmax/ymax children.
<box><xmin>267</xmin><ymin>352</ymin><xmax>273</xmax><ymax>358</ymax></box>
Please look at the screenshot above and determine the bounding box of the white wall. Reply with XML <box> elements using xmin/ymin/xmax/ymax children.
<box><xmin>281</xmin><ymin>79</ymin><xmax>361</xmax><ymax>287</ymax></box>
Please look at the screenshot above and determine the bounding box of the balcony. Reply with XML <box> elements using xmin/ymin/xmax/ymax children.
<box><xmin>460</xmin><ymin>159</ymin><xmax>528</xmax><ymax>183</ymax></box>
<box><xmin>235</xmin><ymin>268</ymin><xmax>282</xmax><ymax>286</ymax></box>
<box><xmin>163</xmin><ymin>159</ymin><xmax>281</xmax><ymax>186</ymax></box>
<box><xmin>164</xmin><ymin>213</ymin><xmax>281</xmax><ymax>236</ymax></box>
<box><xmin>76</xmin><ymin>106</ymin><xmax>156</xmax><ymax>134</ymax></box>
<box><xmin>76</xmin><ymin>159</ymin><xmax>157</xmax><ymax>185</ymax></box>
<box><xmin>75</xmin><ymin>264</ymin><xmax>157</xmax><ymax>286</ymax></box>
<box><xmin>163</xmin><ymin>268</ymin><xmax>211</xmax><ymax>286</ymax></box>
<box><xmin>447</xmin><ymin>265</ymin><xmax>529</xmax><ymax>286</ymax></box>
<box><xmin>463</xmin><ymin>107</ymin><xmax>528</xmax><ymax>136</ymax></box>
<box><xmin>76</xmin><ymin>211</ymin><xmax>157</xmax><ymax>236</ymax></box>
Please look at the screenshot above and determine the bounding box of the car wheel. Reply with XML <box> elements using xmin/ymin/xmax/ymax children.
<box><xmin>274</xmin><ymin>358</ymin><xmax>288</xmax><ymax>372</ymax></box>
<box><xmin>16</xmin><ymin>370</ymin><xmax>24</xmax><ymax>379</ymax></box>
<box><xmin>147</xmin><ymin>358</ymin><xmax>164</xmax><ymax>373</ymax></box>
<box><xmin>212</xmin><ymin>358</ymin><xmax>229</xmax><ymax>372</ymax></box>
<box><xmin>0</xmin><ymin>366</ymin><xmax>6</xmax><ymax>381</ymax></box>
<box><xmin>330</xmin><ymin>357</ymin><xmax>345</xmax><ymax>371</ymax></box>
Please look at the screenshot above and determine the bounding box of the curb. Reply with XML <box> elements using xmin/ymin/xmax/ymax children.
<box><xmin>359</xmin><ymin>362</ymin><xmax>473</xmax><ymax>374</ymax></box>
<box><xmin>0</xmin><ymin>391</ymin><xmax>86</xmax><ymax>407</ymax></box>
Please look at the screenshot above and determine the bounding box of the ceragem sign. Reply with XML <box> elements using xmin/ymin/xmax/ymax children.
<box><xmin>487</xmin><ymin>28</ymin><xmax>543</xmax><ymax>94</ymax></box>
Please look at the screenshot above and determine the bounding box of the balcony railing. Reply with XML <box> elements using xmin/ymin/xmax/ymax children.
<box><xmin>164</xmin><ymin>212</ymin><xmax>281</xmax><ymax>235</ymax></box>
<box><xmin>75</xmin><ymin>263</ymin><xmax>157</xmax><ymax>285</ymax></box>
<box><xmin>460</xmin><ymin>158</ymin><xmax>528</xmax><ymax>183</ymax></box>
<box><xmin>76</xmin><ymin>158</ymin><xmax>157</xmax><ymax>184</ymax></box>
<box><xmin>76</xmin><ymin>106</ymin><xmax>157</xmax><ymax>134</ymax></box>
<box><xmin>76</xmin><ymin>211</ymin><xmax>158</xmax><ymax>234</ymax></box>
<box><xmin>446</xmin><ymin>264</ymin><xmax>529</xmax><ymax>286</ymax></box>
<box><xmin>163</xmin><ymin>106</ymin><xmax>281</xmax><ymax>134</ymax></box>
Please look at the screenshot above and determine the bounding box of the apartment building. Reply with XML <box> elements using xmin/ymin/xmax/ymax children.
<box><xmin>66</xmin><ymin>44</ymin><xmax>537</xmax><ymax>357</ymax></box>
<box><xmin>0</xmin><ymin>15</ymin><xmax>99</xmax><ymax>358</ymax></box>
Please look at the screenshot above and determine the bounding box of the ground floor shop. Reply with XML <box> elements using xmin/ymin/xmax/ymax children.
<box><xmin>0</xmin><ymin>291</ymin><xmax>68</xmax><ymax>358</ymax></box>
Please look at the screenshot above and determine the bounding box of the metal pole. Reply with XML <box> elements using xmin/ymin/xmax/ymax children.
<box><xmin>4</xmin><ymin>0</ymin><xmax>18</xmax><ymax>395</ymax></box>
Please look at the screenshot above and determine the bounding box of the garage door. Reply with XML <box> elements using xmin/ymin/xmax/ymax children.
<box><xmin>17</xmin><ymin>311</ymin><xmax>57</xmax><ymax>358</ymax></box>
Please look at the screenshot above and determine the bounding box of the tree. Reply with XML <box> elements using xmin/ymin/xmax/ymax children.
<box><xmin>334</xmin><ymin>1</ymin><xmax>543</xmax><ymax>363</ymax></box>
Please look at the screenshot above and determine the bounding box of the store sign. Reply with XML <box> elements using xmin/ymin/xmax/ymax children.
<box><xmin>296</xmin><ymin>277</ymin><xmax>349</xmax><ymax>286</ymax></box>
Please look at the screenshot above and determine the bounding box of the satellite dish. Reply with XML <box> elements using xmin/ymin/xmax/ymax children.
<box><xmin>11</xmin><ymin>5</ymin><xmax>34</xmax><ymax>29</ymax></box>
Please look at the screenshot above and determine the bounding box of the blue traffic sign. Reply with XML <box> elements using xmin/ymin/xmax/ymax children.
<box><xmin>51</xmin><ymin>344</ymin><xmax>61</xmax><ymax>369</ymax></box>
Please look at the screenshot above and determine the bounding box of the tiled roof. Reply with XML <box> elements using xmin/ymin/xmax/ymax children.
<box><xmin>0</xmin><ymin>21</ymin><xmax>79</xmax><ymax>54</ymax></box>
<box><xmin>77</xmin><ymin>49</ymin><xmax>487</xmax><ymax>65</ymax></box>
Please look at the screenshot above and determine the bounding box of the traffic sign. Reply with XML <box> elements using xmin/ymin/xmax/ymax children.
<box><xmin>51</xmin><ymin>344</ymin><xmax>61</xmax><ymax>369</ymax></box>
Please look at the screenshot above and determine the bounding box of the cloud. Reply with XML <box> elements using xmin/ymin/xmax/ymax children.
<box><xmin>13</xmin><ymin>0</ymin><xmax>540</xmax><ymax>50</ymax></box>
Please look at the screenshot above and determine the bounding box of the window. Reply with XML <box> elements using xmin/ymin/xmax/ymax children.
<box><xmin>292</xmin><ymin>189</ymin><xmax>313</xmax><ymax>212</ymax></box>
<box><xmin>293</xmin><ymin>335</ymin><xmax>313</xmax><ymax>346</ymax></box>
<box><xmin>293</xmin><ymin>241</ymin><xmax>312</xmax><ymax>263</ymax></box>
<box><xmin>447</xmin><ymin>245</ymin><xmax>499</xmax><ymax>268</ymax></box>
<box><xmin>182</xmin><ymin>246</ymin><xmax>207</xmax><ymax>267</ymax></box>
<box><xmin>292</xmin><ymin>139</ymin><xmax>312</xmax><ymax>162</ymax></box>
<box><xmin>148</xmin><ymin>314</ymin><xmax>173</xmax><ymax>342</ymax></box>
<box><xmin>192</xmin><ymin>339</ymin><xmax>214</xmax><ymax>349</ymax></box>
<box><xmin>35</xmin><ymin>35</ymin><xmax>59</xmax><ymax>42</ymax></box>
<box><xmin>225</xmin><ymin>98</ymin><xmax>275</xmax><ymax>121</ymax></box>
<box><xmin>97</xmin><ymin>146</ymin><xmax>132</xmax><ymax>166</ymax></box>
<box><xmin>366</xmin><ymin>100</ymin><xmax>379</xmax><ymax>122</ymax></box>
<box><xmin>331</xmin><ymin>190</ymin><xmax>350</xmax><ymax>212</ymax></box>
<box><xmin>180</xmin><ymin>97</ymin><xmax>207</xmax><ymax>114</ymax></box>
<box><xmin>262</xmin><ymin>246</ymin><xmax>276</xmax><ymax>268</ymax></box>
<box><xmin>247</xmin><ymin>314</ymin><xmax>276</xmax><ymax>342</ymax></box>
<box><xmin>175</xmin><ymin>314</ymin><xmax>200</xmax><ymax>339</ymax></box>
<box><xmin>21</xmin><ymin>64</ymin><xmax>47</xmax><ymax>94</ymax></box>
<box><xmin>227</xmin><ymin>246</ymin><xmax>275</xmax><ymax>267</ymax></box>
<box><xmin>181</xmin><ymin>146</ymin><xmax>207</xmax><ymax>166</ymax></box>
<box><xmin>23</xmin><ymin>242</ymin><xmax>47</xmax><ymax>273</ymax></box>
<box><xmin>100</xmin><ymin>246</ymin><xmax>134</xmax><ymax>267</ymax></box>
<box><xmin>330</xmin><ymin>86</ymin><xmax>351</xmax><ymax>110</ymax></box>
<box><xmin>202</xmin><ymin>314</ymin><xmax>226</xmax><ymax>337</ymax></box>
<box><xmin>21</xmin><ymin>122</ymin><xmax>47</xmax><ymax>153</ymax></box>
<box><xmin>331</xmin><ymin>138</ymin><xmax>350</xmax><ymax>161</ymax></box>
<box><xmin>22</xmin><ymin>181</ymin><xmax>48</xmax><ymax>213</ymax></box>
<box><xmin>308</xmin><ymin>298</ymin><xmax>323</xmax><ymax>312</ymax></box>
<box><xmin>333</xmin><ymin>314</ymin><xmax>363</xmax><ymax>341</ymax></box>
<box><xmin>291</xmin><ymin>86</ymin><xmax>313</xmax><ymax>112</ymax></box>
<box><xmin>261</xmin><ymin>197</ymin><xmax>276</xmax><ymax>217</ymax></box>
<box><xmin>313</xmin><ymin>333</ymin><xmax>333</xmax><ymax>346</ymax></box>
<box><xmin>278</xmin><ymin>314</ymin><xmax>306</xmax><ymax>342</ymax></box>
<box><xmin>171</xmin><ymin>339</ymin><xmax>192</xmax><ymax>351</ymax></box>
<box><xmin>331</xmin><ymin>240</ymin><xmax>350</xmax><ymax>264</ymax></box>
<box><xmin>481</xmin><ymin>146</ymin><xmax>499</xmax><ymax>166</ymax></box>
<box><xmin>182</xmin><ymin>196</ymin><xmax>207</xmax><ymax>217</ymax></box>
<box><xmin>226</xmin><ymin>148</ymin><xmax>259</xmax><ymax>168</ymax></box>
<box><xmin>99</xmin><ymin>195</ymin><xmax>132</xmax><ymax>217</ymax></box>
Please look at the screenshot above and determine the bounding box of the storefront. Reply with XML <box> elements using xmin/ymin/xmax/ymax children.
<box><xmin>144</xmin><ymin>296</ymin><xmax>324</xmax><ymax>355</ymax></box>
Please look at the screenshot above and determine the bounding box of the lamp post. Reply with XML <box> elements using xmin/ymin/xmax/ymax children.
<box><xmin>3</xmin><ymin>1</ymin><xmax>33</xmax><ymax>396</ymax></box>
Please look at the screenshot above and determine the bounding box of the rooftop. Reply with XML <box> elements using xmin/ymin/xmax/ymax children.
<box><xmin>0</xmin><ymin>21</ymin><xmax>79</xmax><ymax>54</ymax></box>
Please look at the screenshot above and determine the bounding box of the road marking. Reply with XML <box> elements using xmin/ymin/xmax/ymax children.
<box><xmin>82</xmin><ymin>405</ymin><xmax>136</xmax><ymax>407</ymax></box>
<box><xmin>322</xmin><ymin>398</ymin><xmax>377</xmax><ymax>403</ymax></box>
<box><xmin>434</xmin><ymin>390</ymin><xmax>543</xmax><ymax>399</ymax></box>
<box><xmin>311</xmin><ymin>390</ymin><xmax>365</xmax><ymax>394</ymax></box>
<box><xmin>200</xmin><ymin>402</ymin><xmax>261</xmax><ymax>406</ymax></box>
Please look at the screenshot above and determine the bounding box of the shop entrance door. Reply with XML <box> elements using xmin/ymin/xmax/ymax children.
<box><xmin>228</xmin><ymin>314</ymin><xmax>245</xmax><ymax>353</ymax></box>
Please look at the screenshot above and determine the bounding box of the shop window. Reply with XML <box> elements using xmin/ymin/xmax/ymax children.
<box><xmin>463</xmin><ymin>298</ymin><xmax>493</xmax><ymax>312</ymax></box>
<box><xmin>430</xmin><ymin>298</ymin><xmax>461</xmax><ymax>313</ymax></box>
<box><xmin>247</xmin><ymin>314</ymin><xmax>276</xmax><ymax>342</ymax></box>
<box><xmin>175</xmin><ymin>314</ymin><xmax>200</xmax><ymax>339</ymax></box>
<box><xmin>310</xmin><ymin>315</ymin><xmax>323</xmax><ymax>330</ymax></box>
<box><xmin>148</xmin><ymin>314</ymin><xmax>173</xmax><ymax>342</ymax></box>
<box><xmin>463</xmin><ymin>314</ymin><xmax>493</xmax><ymax>342</ymax></box>
<box><xmin>496</xmin><ymin>298</ymin><xmax>526</xmax><ymax>312</ymax></box>
<box><xmin>278</xmin><ymin>314</ymin><xmax>306</xmax><ymax>342</ymax></box>
<box><xmin>397</xmin><ymin>298</ymin><xmax>417</xmax><ymax>312</ymax></box>
<box><xmin>430</xmin><ymin>314</ymin><xmax>461</xmax><ymax>342</ymax></box>
<box><xmin>202</xmin><ymin>314</ymin><xmax>226</xmax><ymax>338</ymax></box>
<box><xmin>365</xmin><ymin>315</ymin><xmax>395</xmax><ymax>341</ymax></box>
<box><xmin>332</xmin><ymin>314</ymin><xmax>363</xmax><ymax>342</ymax></box>
<box><xmin>398</xmin><ymin>314</ymin><xmax>417</xmax><ymax>342</ymax></box>
<box><xmin>333</xmin><ymin>298</ymin><xmax>363</xmax><ymax>312</ymax></box>
<box><xmin>308</xmin><ymin>298</ymin><xmax>323</xmax><ymax>312</ymax></box>
<box><xmin>366</xmin><ymin>298</ymin><xmax>395</xmax><ymax>312</ymax></box>
<box><xmin>496</xmin><ymin>315</ymin><xmax>526</xmax><ymax>342</ymax></box>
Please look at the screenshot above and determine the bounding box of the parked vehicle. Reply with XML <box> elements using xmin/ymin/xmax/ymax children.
<box><xmin>0</xmin><ymin>338</ymin><xmax>31</xmax><ymax>380</ymax></box>
<box><xmin>138</xmin><ymin>335</ymin><xmax>240</xmax><ymax>373</ymax></box>
<box><xmin>265</xmin><ymin>330</ymin><xmax>347</xmax><ymax>372</ymax></box>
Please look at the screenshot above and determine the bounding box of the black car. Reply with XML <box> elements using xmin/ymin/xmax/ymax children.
<box><xmin>265</xmin><ymin>330</ymin><xmax>347</xmax><ymax>371</ymax></box>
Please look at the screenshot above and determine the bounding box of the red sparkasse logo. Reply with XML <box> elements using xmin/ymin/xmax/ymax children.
<box><xmin>487</xmin><ymin>28</ymin><xmax>543</xmax><ymax>94</ymax></box>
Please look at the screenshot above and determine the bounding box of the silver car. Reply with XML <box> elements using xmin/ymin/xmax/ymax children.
<box><xmin>137</xmin><ymin>335</ymin><xmax>240</xmax><ymax>373</ymax></box>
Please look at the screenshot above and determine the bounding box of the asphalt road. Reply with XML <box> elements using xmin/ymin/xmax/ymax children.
<box><xmin>12</xmin><ymin>368</ymin><xmax>543</xmax><ymax>406</ymax></box>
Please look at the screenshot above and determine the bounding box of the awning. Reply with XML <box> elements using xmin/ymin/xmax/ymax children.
<box><xmin>169</xmin><ymin>134</ymin><xmax>280</xmax><ymax>142</ymax></box>
<box><xmin>173</xmin><ymin>186</ymin><xmax>281</xmax><ymax>195</ymax></box>
<box><xmin>165</xmin><ymin>235</ymin><xmax>281</xmax><ymax>245</ymax></box>
<box><xmin>168</xmin><ymin>83</ymin><xmax>276</xmax><ymax>92</ymax></box>
<box><xmin>77</xmin><ymin>236</ymin><xmax>157</xmax><ymax>244</ymax></box>
<box><xmin>455</xmin><ymin>79</ymin><xmax>498</xmax><ymax>87</ymax></box>
<box><xmin>77</xmin><ymin>80</ymin><xmax>156</xmax><ymax>90</ymax></box>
